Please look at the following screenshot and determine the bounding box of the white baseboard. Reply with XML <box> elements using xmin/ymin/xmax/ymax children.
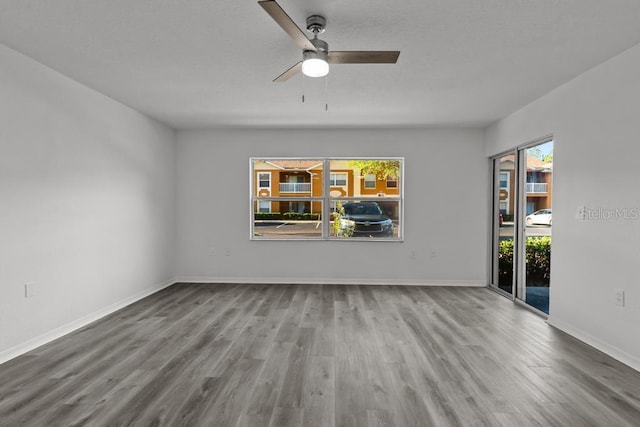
<box><xmin>173</xmin><ymin>276</ymin><xmax>486</xmax><ymax>287</ymax></box>
<box><xmin>0</xmin><ymin>278</ymin><xmax>175</xmax><ymax>365</ymax></box>
<box><xmin>547</xmin><ymin>315</ymin><xmax>640</xmax><ymax>372</ymax></box>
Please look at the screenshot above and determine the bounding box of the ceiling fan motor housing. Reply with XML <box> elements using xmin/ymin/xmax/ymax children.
<box><xmin>306</xmin><ymin>15</ymin><xmax>326</xmax><ymax>34</ymax></box>
<box><xmin>303</xmin><ymin>37</ymin><xmax>328</xmax><ymax>64</ymax></box>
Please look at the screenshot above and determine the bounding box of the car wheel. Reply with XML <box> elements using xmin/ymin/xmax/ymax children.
<box><xmin>526</xmin><ymin>217</ymin><xmax>533</xmax><ymax>226</ymax></box>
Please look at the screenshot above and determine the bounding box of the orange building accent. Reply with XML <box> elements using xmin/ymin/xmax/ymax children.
<box><xmin>253</xmin><ymin>159</ymin><xmax>401</xmax><ymax>219</ymax></box>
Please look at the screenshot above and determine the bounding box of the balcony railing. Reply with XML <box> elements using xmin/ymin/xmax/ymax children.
<box><xmin>279</xmin><ymin>182</ymin><xmax>311</xmax><ymax>193</ymax></box>
<box><xmin>526</xmin><ymin>182</ymin><xmax>548</xmax><ymax>193</ymax></box>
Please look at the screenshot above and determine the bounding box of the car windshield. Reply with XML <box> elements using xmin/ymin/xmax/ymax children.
<box><xmin>344</xmin><ymin>204</ymin><xmax>382</xmax><ymax>215</ymax></box>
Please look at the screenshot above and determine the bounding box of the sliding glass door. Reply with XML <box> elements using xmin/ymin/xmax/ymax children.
<box><xmin>492</xmin><ymin>153</ymin><xmax>515</xmax><ymax>295</ymax></box>
<box><xmin>491</xmin><ymin>139</ymin><xmax>553</xmax><ymax>314</ymax></box>
<box><xmin>522</xmin><ymin>141</ymin><xmax>553</xmax><ymax>313</ymax></box>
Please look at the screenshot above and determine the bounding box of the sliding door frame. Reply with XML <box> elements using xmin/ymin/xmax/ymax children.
<box><xmin>489</xmin><ymin>135</ymin><xmax>553</xmax><ymax>314</ymax></box>
<box><xmin>490</xmin><ymin>151</ymin><xmax>518</xmax><ymax>298</ymax></box>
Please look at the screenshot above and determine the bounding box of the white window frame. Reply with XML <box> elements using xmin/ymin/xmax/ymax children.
<box><xmin>258</xmin><ymin>172</ymin><xmax>271</xmax><ymax>191</ymax></box>
<box><xmin>386</xmin><ymin>174</ymin><xmax>398</xmax><ymax>189</ymax></box>
<box><xmin>330</xmin><ymin>172</ymin><xmax>347</xmax><ymax>186</ymax></box>
<box><xmin>499</xmin><ymin>171</ymin><xmax>509</xmax><ymax>190</ymax></box>
<box><xmin>364</xmin><ymin>174</ymin><xmax>376</xmax><ymax>189</ymax></box>
<box><xmin>258</xmin><ymin>200</ymin><xmax>271</xmax><ymax>213</ymax></box>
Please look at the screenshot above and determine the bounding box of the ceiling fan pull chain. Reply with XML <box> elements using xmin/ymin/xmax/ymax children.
<box><xmin>301</xmin><ymin>73</ymin><xmax>306</xmax><ymax>103</ymax></box>
<box><xmin>325</xmin><ymin>74</ymin><xmax>329</xmax><ymax>111</ymax></box>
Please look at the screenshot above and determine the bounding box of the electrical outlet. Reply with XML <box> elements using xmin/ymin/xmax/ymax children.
<box><xmin>25</xmin><ymin>282</ymin><xmax>36</xmax><ymax>298</ymax></box>
<box><xmin>225</xmin><ymin>250</ymin><xmax>231</xmax><ymax>257</ymax></box>
<box><xmin>615</xmin><ymin>289</ymin><xmax>625</xmax><ymax>307</ymax></box>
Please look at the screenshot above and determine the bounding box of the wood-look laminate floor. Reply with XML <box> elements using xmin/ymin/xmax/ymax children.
<box><xmin>1</xmin><ymin>284</ymin><xmax>640</xmax><ymax>426</ymax></box>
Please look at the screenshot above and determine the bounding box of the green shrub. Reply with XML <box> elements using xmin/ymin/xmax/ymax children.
<box><xmin>332</xmin><ymin>202</ymin><xmax>353</xmax><ymax>237</ymax></box>
<box><xmin>498</xmin><ymin>237</ymin><xmax>551</xmax><ymax>287</ymax></box>
<box><xmin>282</xmin><ymin>212</ymin><xmax>320</xmax><ymax>220</ymax></box>
<box><xmin>498</xmin><ymin>239</ymin><xmax>515</xmax><ymax>286</ymax></box>
<box><xmin>254</xmin><ymin>212</ymin><xmax>282</xmax><ymax>220</ymax></box>
<box><xmin>525</xmin><ymin>236</ymin><xmax>551</xmax><ymax>286</ymax></box>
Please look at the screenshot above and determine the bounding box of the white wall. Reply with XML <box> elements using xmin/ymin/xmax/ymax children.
<box><xmin>485</xmin><ymin>43</ymin><xmax>640</xmax><ymax>370</ymax></box>
<box><xmin>175</xmin><ymin>128</ymin><xmax>487</xmax><ymax>286</ymax></box>
<box><xmin>0</xmin><ymin>45</ymin><xmax>176</xmax><ymax>361</ymax></box>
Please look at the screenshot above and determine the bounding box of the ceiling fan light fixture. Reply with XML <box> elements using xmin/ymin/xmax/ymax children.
<box><xmin>302</xmin><ymin>58</ymin><xmax>328</xmax><ymax>77</ymax></box>
<box><xmin>302</xmin><ymin>37</ymin><xmax>329</xmax><ymax>78</ymax></box>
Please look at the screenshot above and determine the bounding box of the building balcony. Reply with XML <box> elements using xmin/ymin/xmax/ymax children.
<box><xmin>279</xmin><ymin>182</ymin><xmax>311</xmax><ymax>193</ymax></box>
<box><xmin>526</xmin><ymin>182</ymin><xmax>548</xmax><ymax>193</ymax></box>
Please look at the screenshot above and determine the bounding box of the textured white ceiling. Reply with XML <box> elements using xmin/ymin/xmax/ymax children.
<box><xmin>2</xmin><ymin>0</ymin><xmax>640</xmax><ymax>129</ymax></box>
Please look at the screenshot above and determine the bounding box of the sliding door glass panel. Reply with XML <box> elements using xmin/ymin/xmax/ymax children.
<box><xmin>523</xmin><ymin>141</ymin><xmax>553</xmax><ymax>313</ymax></box>
<box><xmin>494</xmin><ymin>154</ymin><xmax>515</xmax><ymax>294</ymax></box>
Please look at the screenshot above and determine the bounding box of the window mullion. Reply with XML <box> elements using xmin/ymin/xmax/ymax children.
<box><xmin>323</xmin><ymin>159</ymin><xmax>330</xmax><ymax>238</ymax></box>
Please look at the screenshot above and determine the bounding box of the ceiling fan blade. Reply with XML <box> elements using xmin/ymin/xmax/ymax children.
<box><xmin>273</xmin><ymin>61</ymin><xmax>302</xmax><ymax>82</ymax></box>
<box><xmin>258</xmin><ymin>0</ymin><xmax>316</xmax><ymax>51</ymax></box>
<box><xmin>328</xmin><ymin>51</ymin><xmax>400</xmax><ymax>64</ymax></box>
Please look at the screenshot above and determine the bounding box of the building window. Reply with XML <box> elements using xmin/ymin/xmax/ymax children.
<box><xmin>251</xmin><ymin>158</ymin><xmax>403</xmax><ymax>240</ymax></box>
<box><xmin>499</xmin><ymin>172</ymin><xmax>509</xmax><ymax>189</ymax></box>
<box><xmin>330</xmin><ymin>173</ymin><xmax>347</xmax><ymax>186</ymax></box>
<box><xmin>258</xmin><ymin>172</ymin><xmax>271</xmax><ymax>189</ymax></box>
<box><xmin>364</xmin><ymin>174</ymin><xmax>376</xmax><ymax>189</ymax></box>
<box><xmin>258</xmin><ymin>201</ymin><xmax>271</xmax><ymax>213</ymax></box>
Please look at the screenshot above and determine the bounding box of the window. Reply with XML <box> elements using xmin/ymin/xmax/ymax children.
<box><xmin>364</xmin><ymin>174</ymin><xmax>376</xmax><ymax>189</ymax></box>
<box><xmin>499</xmin><ymin>172</ymin><xmax>509</xmax><ymax>189</ymax></box>
<box><xmin>258</xmin><ymin>200</ymin><xmax>271</xmax><ymax>213</ymax></box>
<box><xmin>258</xmin><ymin>172</ymin><xmax>271</xmax><ymax>189</ymax></box>
<box><xmin>330</xmin><ymin>173</ymin><xmax>347</xmax><ymax>186</ymax></box>
<box><xmin>251</xmin><ymin>158</ymin><xmax>403</xmax><ymax>240</ymax></box>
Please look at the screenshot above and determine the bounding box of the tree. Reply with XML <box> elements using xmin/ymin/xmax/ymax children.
<box><xmin>331</xmin><ymin>201</ymin><xmax>353</xmax><ymax>238</ymax></box>
<box><xmin>527</xmin><ymin>146</ymin><xmax>543</xmax><ymax>159</ymax></box>
<box><xmin>527</xmin><ymin>146</ymin><xmax>553</xmax><ymax>163</ymax></box>
<box><xmin>347</xmin><ymin>160</ymin><xmax>400</xmax><ymax>179</ymax></box>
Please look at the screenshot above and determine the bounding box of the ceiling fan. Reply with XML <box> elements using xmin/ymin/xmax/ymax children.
<box><xmin>258</xmin><ymin>0</ymin><xmax>400</xmax><ymax>82</ymax></box>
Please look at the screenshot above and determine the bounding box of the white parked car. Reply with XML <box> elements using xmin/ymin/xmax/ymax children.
<box><xmin>526</xmin><ymin>209</ymin><xmax>552</xmax><ymax>226</ymax></box>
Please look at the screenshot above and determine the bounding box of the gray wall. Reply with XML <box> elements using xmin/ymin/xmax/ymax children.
<box><xmin>0</xmin><ymin>45</ymin><xmax>176</xmax><ymax>361</ymax></box>
<box><xmin>175</xmin><ymin>128</ymin><xmax>488</xmax><ymax>286</ymax></box>
<box><xmin>485</xmin><ymin>42</ymin><xmax>640</xmax><ymax>370</ymax></box>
